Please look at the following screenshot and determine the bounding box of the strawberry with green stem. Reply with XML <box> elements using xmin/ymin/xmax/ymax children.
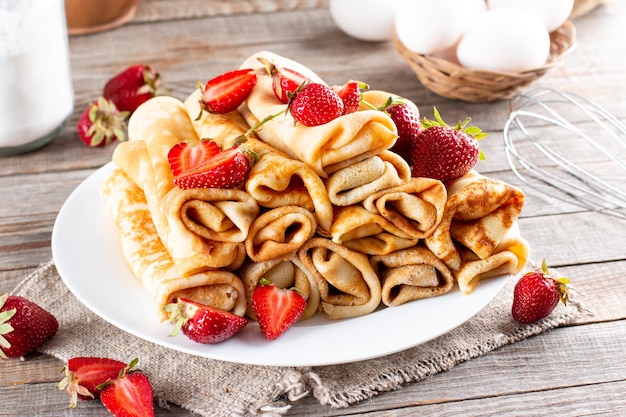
<box><xmin>288</xmin><ymin>82</ymin><xmax>345</xmax><ymax>126</ymax></box>
<box><xmin>77</xmin><ymin>97</ymin><xmax>129</xmax><ymax>148</ymax></box>
<box><xmin>103</xmin><ymin>64</ymin><xmax>162</xmax><ymax>113</ymax></box>
<box><xmin>409</xmin><ymin>107</ymin><xmax>487</xmax><ymax>181</ymax></box>
<box><xmin>0</xmin><ymin>293</ymin><xmax>58</xmax><ymax>359</ymax></box>
<box><xmin>98</xmin><ymin>358</ymin><xmax>154</xmax><ymax>417</ymax></box>
<box><xmin>165</xmin><ymin>298</ymin><xmax>248</xmax><ymax>344</ymax></box>
<box><xmin>512</xmin><ymin>260</ymin><xmax>570</xmax><ymax>324</ymax></box>
<box><xmin>57</xmin><ymin>357</ymin><xmax>127</xmax><ymax>408</ymax></box>
<box><xmin>251</xmin><ymin>279</ymin><xmax>306</xmax><ymax>340</ymax></box>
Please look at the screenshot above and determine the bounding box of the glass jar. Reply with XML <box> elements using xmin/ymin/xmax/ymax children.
<box><xmin>0</xmin><ymin>0</ymin><xmax>74</xmax><ymax>156</ymax></box>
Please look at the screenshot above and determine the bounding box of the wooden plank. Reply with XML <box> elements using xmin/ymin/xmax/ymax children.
<box><xmin>286</xmin><ymin>320</ymin><xmax>626</xmax><ymax>416</ymax></box>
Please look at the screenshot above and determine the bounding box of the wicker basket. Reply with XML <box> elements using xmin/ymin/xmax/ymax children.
<box><xmin>392</xmin><ymin>20</ymin><xmax>577</xmax><ymax>103</ymax></box>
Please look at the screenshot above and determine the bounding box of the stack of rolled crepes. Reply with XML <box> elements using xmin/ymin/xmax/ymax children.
<box><xmin>100</xmin><ymin>51</ymin><xmax>530</xmax><ymax>325</ymax></box>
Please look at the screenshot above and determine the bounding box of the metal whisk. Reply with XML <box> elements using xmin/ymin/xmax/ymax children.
<box><xmin>503</xmin><ymin>87</ymin><xmax>626</xmax><ymax>219</ymax></box>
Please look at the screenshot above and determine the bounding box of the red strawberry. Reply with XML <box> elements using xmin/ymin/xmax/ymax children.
<box><xmin>385</xmin><ymin>100</ymin><xmax>422</xmax><ymax>162</ymax></box>
<box><xmin>99</xmin><ymin>358</ymin><xmax>154</xmax><ymax>417</ymax></box>
<box><xmin>0</xmin><ymin>293</ymin><xmax>58</xmax><ymax>359</ymax></box>
<box><xmin>512</xmin><ymin>260</ymin><xmax>570</xmax><ymax>324</ymax></box>
<box><xmin>167</xmin><ymin>139</ymin><xmax>220</xmax><ymax>178</ymax></box>
<box><xmin>258</xmin><ymin>57</ymin><xmax>308</xmax><ymax>104</ymax></box>
<box><xmin>331</xmin><ymin>80</ymin><xmax>368</xmax><ymax>115</ymax></box>
<box><xmin>171</xmin><ymin>144</ymin><xmax>254</xmax><ymax>189</ymax></box>
<box><xmin>199</xmin><ymin>68</ymin><xmax>257</xmax><ymax>114</ymax></box>
<box><xmin>251</xmin><ymin>279</ymin><xmax>306</xmax><ymax>340</ymax></box>
<box><xmin>409</xmin><ymin>107</ymin><xmax>487</xmax><ymax>181</ymax></box>
<box><xmin>103</xmin><ymin>64</ymin><xmax>161</xmax><ymax>113</ymax></box>
<box><xmin>165</xmin><ymin>298</ymin><xmax>248</xmax><ymax>344</ymax></box>
<box><xmin>289</xmin><ymin>82</ymin><xmax>344</xmax><ymax>126</ymax></box>
<box><xmin>57</xmin><ymin>357</ymin><xmax>127</xmax><ymax>408</ymax></box>
<box><xmin>77</xmin><ymin>97</ymin><xmax>129</xmax><ymax>147</ymax></box>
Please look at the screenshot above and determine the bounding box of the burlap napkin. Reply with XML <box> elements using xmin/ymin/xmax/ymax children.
<box><xmin>14</xmin><ymin>260</ymin><xmax>583</xmax><ymax>416</ymax></box>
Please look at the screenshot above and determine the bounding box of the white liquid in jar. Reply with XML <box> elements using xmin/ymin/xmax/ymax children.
<box><xmin>0</xmin><ymin>0</ymin><xmax>74</xmax><ymax>155</ymax></box>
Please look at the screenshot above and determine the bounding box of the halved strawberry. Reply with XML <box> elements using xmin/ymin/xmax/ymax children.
<box><xmin>251</xmin><ymin>279</ymin><xmax>306</xmax><ymax>340</ymax></box>
<box><xmin>99</xmin><ymin>359</ymin><xmax>154</xmax><ymax>417</ymax></box>
<box><xmin>165</xmin><ymin>298</ymin><xmax>248</xmax><ymax>344</ymax></box>
<box><xmin>167</xmin><ymin>139</ymin><xmax>220</xmax><ymax>178</ymax></box>
<box><xmin>332</xmin><ymin>80</ymin><xmax>368</xmax><ymax>115</ymax></box>
<box><xmin>288</xmin><ymin>82</ymin><xmax>344</xmax><ymax>127</ymax></box>
<box><xmin>199</xmin><ymin>68</ymin><xmax>257</xmax><ymax>114</ymax></box>
<box><xmin>57</xmin><ymin>357</ymin><xmax>127</xmax><ymax>408</ymax></box>
<box><xmin>258</xmin><ymin>57</ymin><xmax>309</xmax><ymax>104</ymax></box>
<box><xmin>171</xmin><ymin>144</ymin><xmax>253</xmax><ymax>189</ymax></box>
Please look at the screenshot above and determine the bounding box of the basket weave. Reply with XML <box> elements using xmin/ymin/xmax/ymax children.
<box><xmin>392</xmin><ymin>20</ymin><xmax>577</xmax><ymax>103</ymax></box>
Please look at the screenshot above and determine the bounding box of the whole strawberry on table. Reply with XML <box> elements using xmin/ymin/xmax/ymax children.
<box><xmin>0</xmin><ymin>293</ymin><xmax>58</xmax><ymax>359</ymax></box>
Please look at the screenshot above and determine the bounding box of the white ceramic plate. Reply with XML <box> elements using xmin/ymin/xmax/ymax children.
<box><xmin>52</xmin><ymin>162</ymin><xmax>508</xmax><ymax>367</ymax></box>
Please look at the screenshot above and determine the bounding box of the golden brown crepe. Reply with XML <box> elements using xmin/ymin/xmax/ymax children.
<box><xmin>238</xmin><ymin>51</ymin><xmax>398</xmax><ymax>177</ymax></box>
<box><xmin>100</xmin><ymin>167</ymin><xmax>247</xmax><ymax>321</ymax></box>
<box><xmin>362</xmin><ymin>176</ymin><xmax>447</xmax><ymax>240</ymax></box>
<box><xmin>114</xmin><ymin>139</ymin><xmax>247</xmax><ymax>275</ymax></box>
<box><xmin>370</xmin><ymin>245</ymin><xmax>455</xmax><ymax>306</ymax></box>
<box><xmin>184</xmin><ymin>90</ymin><xmax>334</xmax><ymax>235</ymax></box>
<box><xmin>324</xmin><ymin>151</ymin><xmax>411</xmax><ymax>207</ymax></box>
<box><xmin>425</xmin><ymin>171</ymin><xmax>526</xmax><ymax>271</ymax></box>
<box><xmin>245</xmin><ymin>206</ymin><xmax>317</xmax><ymax>262</ymax></box>
<box><xmin>330</xmin><ymin>204</ymin><xmax>419</xmax><ymax>255</ymax></box>
<box><xmin>454</xmin><ymin>222</ymin><xmax>530</xmax><ymax>294</ymax></box>
<box><xmin>297</xmin><ymin>237</ymin><xmax>382</xmax><ymax>319</ymax></box>
<box><xmin>239</xmin><ymin>256</ymin><xmax>320</xmax><ymax>320</ymax></box>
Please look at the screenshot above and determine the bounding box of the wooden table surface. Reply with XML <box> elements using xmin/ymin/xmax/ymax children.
<box><xmin>2</xmin><ymin>1</ymin><xmax>625</xmax><ymax>415</ymax></box>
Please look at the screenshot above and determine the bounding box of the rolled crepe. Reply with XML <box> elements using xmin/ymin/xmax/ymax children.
<box><xmin>297</xmin><ymin>237</ymin><xmax>382</xmax><ymax>319</ymax></box>
<box><xmin>425</xmin><ymin>171</ymin><xmax>525</xmax><ymax>271</ymax></box>
<box><xmin>184</xmin><ymin>90</ymin><xmax>334</xmax><ymax>235</ymax></box>
<box><xmin>455</xmin><ymin>222</ymin><xmax>530</xmax><ymax>294</ymax></box>
<box><xmin>370</xmin><ymin>245</ymin><xmax>455</xmax><ymax>306</ymax></box>
<box><xmin>100</xmin><ymin>168</ymin><xmax>247</xmax><ymax>321</ymax></box>
<box><xmin>239</xmin><ymin>256</ymin><xmax>320</xmax><ymax>320</ymax></box>
<box><xmin>245</xmin><ymin>206</ymin><xmax>317</xmax><ymax>262</ymax></box>
<box><xmin>325</xmin><ymin>151</ymin><xmax>410</xmax><ymax>207</ymax></box>
<box><xmin>114</xmin><ymin>140</ymin><xmax>247</xmax><ymax>275</ymax></box>
<box><xmin>362</xmin><ymin>176</ymin><xmax>447</xmax><ymax>240</ymax></box>
<box><xmin>238</xmin><ymin>51</ymin><xmax>398</xmax><ymax>177</ymax></box>
<box><xmin>330</xmin><ymin>204</ymin><xmax>418</xmax><ymax>255</ymax></box>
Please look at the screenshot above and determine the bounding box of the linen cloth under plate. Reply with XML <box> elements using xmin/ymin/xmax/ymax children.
<box><xmin>14</xmin><ymin>260</ymin><xmax>583</xmax><ymax>416</ymax></box>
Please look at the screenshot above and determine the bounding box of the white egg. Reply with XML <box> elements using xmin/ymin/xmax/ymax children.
<box><xmin>394</xmin><ymin>0</ymin><xmax>487</xmax><ymax>55</ymax></box>
<box><xmin>488</xmin><ymin>0</ymin><xmax>574</xmax><ymax>32</ymax></box>
<box><xmin>456</xmin><ymin>8</ymin><xmax>551</xmax><ymax>73</ymax></box>
<box><xmin>329</xmin><ymin>0</ymin><xmax>398</xmax><ymax>42</ymax></box>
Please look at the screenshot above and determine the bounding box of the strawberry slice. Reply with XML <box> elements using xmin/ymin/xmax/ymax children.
<box><xmin>258</xmin><ymin>57</ymin><xmax>309</xmax><ymax>104</ymax></box>
<box><xmin>165</xmin><ymin>298</ymin><xmax>248</xmax><ymax>344</ymax></box>
<box><xmin>251</xmin><ymin>279</ymin><xmax>306</xmax><ymax>340</ymax></box>
<box><xmin>332</xmin><ymin>80</ymin><xmax>368</xmax><ymax>115</ymax></box>
<box><xmin>57</xmin><ymin>357</ymin><xmax>127</xmax><ymax>408</ymax></box>
<box><xmin>167</xmin><ymin>139</ymin><xmax>220</xmax><ymax>178</ymax></box>
<box><xmin>171</xmin><ymin>145</ymin><xmax>253</xmax><ymax>189</ymax></box>
<box><xmin>200</xmin><ymin>68</ymin><xmax>257</xmax><ymax>114</ymax></box>
<box><xmin>99</xmin><ymin>359</ymin><xmax>154</xmax><ymax>417</ymax></box>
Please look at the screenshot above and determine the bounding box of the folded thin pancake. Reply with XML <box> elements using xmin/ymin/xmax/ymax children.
<box><xmin>99</xmin><ymin>168</ymin><xmax>247</xmax><ymax>321</ymax></box>
<box><xmin>325</xmin><ymin>151</ymin><xmax>410</xmax><ymax>206</ymax></box>
<box><xmin>297</xmin><ymin>237</ymin><xmax>382</xmax><ymax>319</ymax></box>
<box><xmin>239</xmin><ymin>256</ymin><xmax>320</xmax><ymax>320</ymax></box>
<box><xmin>455</xmin><ymin>222</ymin><xmax>530</xmax><ymax>295</ymax></box>
<box><xmin>370</xmin><ymin>245</ymin><xmax>455</xmax><ymax>306</ymax></box>
<box><xmin>245</xmin><ymin>206</ymin><xmax>317</xmax><ymax>262</ymax></box>
<box><xmin>184</xmin><ymin>90</ymin><xmax>334</xmax><ymax>235</ymax></box>
<box><xmin>425</xmin><ymin>171</ymin><xmax>525</xmax><ymax>271</ymax></box>
<box><xmin>238</xmin><ymin>51</ymin><xmax>398</xmax><ymax>177</ymax></box>
<box><xmin>114</xmin><ymin>140</ymin><xmax>247</xmax><ymax>274</ymax></box>
<box><xmin>330</xmin><ymin>204</ymin><xmax>418</xmax><ymax>255</ymax></box>
<box><xmin>362</xmin><ymin>176</ymin><xmax>447</xmax><ymax>240</ymax></box>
